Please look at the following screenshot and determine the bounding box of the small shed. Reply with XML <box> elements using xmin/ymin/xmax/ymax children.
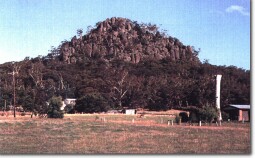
<box><xmin>223</xmin><ymin>104</ymin><xmax>250</xmax><ymax>121</ymax></box>
<box><xmin>125</xmin><ymin>109</ymin><xmax>136</xmax><ymax>115</ymax></box>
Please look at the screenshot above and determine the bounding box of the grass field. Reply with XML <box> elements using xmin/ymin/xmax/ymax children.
<box><xmin>0</xmin><ymin>114</ymin><xmax>251</xmax><ymax>154</ymax></box>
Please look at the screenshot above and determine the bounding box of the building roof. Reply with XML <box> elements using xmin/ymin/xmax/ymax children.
<box><xmin>65</xmin><ymin>98</ymin><xmax>76</xmax><ymax>100</ymax></box>
<box><xmin>229</xmin><ymin>104</ymin><xmax>250</xmax><ymax>109</ymax></box>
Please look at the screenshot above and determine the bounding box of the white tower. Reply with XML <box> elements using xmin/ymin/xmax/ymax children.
<box><xmin>216</xmin><ymin>74</ymin><xmax>222</xmax><ymax>122</ymax></box>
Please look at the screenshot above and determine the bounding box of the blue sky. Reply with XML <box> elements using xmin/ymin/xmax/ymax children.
<box><xmin>0</xmin><ymin>0</ymin><xmax>250</xmax><ymax>70</ymax></box>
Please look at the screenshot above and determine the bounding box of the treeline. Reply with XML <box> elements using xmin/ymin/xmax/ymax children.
<box><xmin>0</xmin><ymin>56</ymin><xmax>250</xmax><ymax>114</ymax></box>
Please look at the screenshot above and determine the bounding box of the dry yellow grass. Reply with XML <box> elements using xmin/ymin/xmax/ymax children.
<box><xmin>0</xmin><ymin>114</ymin><xmax>251</xmax><ymax>154</ymax></box>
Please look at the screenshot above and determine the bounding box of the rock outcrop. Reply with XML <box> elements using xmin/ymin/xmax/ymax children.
<box><xmin>60</xmin><ymin>17</ymin><xmax>200</xmax><ymax>64</ymax></box>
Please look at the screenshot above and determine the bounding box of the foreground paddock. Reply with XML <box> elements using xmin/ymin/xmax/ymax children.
<box><xmin>0</xmin><ymin>114</ymin><xmax>250</xmax><ymax>154</ymax></box>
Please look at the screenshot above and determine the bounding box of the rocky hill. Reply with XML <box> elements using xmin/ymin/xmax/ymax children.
<box><xmin>60</xmin><ymin>17</ymin><xmax>200</xmax><ymax>64</ymax></box>
<box><xmin>0</xmin><ymin>17</ymin><xmax>250</xmax><ymax>114</ymax></box>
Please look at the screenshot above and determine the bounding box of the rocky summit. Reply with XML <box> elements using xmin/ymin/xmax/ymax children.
<box><xmin>60</xmin><ymin>17</ymin><xmax>200</xmax><ymax>64</ymax></box>
<box><xmin>0</xmin><ymin>17</ymin><xmax>249</xmax><ymax>115</ymax></box>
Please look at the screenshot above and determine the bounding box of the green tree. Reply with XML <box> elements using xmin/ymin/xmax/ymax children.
<box><xmin>75</xmin><ymin>93</ymin><xmax>109</xmax><ymax>113</ymax></box>
<box><xmin>47</xmin><ymin>96</ymin><xmax>64</xmax><ymax>118</ymax></box>
<box><xmin>21</xmin><ymin>95</ymin><xmax>34</xmax><ymax>112</ymax></box>
<box><xmin>77</xmin><ymin>29</ymin><xmax>83</xmax><ymax>39</ymax></box>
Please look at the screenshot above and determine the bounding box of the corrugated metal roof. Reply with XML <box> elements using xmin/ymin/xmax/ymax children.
<box><xmin>229</xmin><ymin>104</ymin><xmax>250</xmax><ymax>109</ymax></box>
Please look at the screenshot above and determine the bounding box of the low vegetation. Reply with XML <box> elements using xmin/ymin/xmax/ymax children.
<box><xmin>0</xmin><ymin>114</ymin><xmax>250</xmax><ymax>154</ymax></box>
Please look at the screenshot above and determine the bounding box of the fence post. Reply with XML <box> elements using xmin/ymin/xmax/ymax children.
<box><xmin>199</xmin><ymin>121</ymin><xmax>201</xmax><ymax>126</ymax></box>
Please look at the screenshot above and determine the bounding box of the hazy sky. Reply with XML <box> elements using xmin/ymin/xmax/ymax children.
<box><xmin>0</xmin><ymin>0</ymin><xmax>250</xmax><ymax>70</ymax></box>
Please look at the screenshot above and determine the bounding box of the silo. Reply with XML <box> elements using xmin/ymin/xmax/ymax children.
<box><xmin>216</xmin><ymin>74</ymin><xmax>222</xmax><ymax>123</ymax></box>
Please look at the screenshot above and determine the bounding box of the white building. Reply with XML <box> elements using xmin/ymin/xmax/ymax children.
<box><xmin>60</xmin><ymin>98</ymin><xmax>76</xmax><ymax>110</ymax></box>
<box><xmin>125</xmin><ymin>109</ymin><xmax>136</xmax><ymax>115</ymax></box>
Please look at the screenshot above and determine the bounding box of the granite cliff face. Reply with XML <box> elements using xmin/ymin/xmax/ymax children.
<box><xmin>60</xmin><ymin>17</ymin><xmax>200</xmax><ymax>64</ymax></box>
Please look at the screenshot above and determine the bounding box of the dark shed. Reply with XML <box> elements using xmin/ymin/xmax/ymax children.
<box><xmin>223</xmin><ymin>105</ymin><xmax>250</xmax><ymax>121</ymax></box>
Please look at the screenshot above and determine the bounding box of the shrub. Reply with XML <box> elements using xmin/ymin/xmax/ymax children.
<box><xmin>198</xmin><ymin>106</ymin><xmax>218</xmax><ymax>123</ymax></box>
<box><xmin>48</xmin><ymin>109</ymin><xmax>64</xmax><ymax>118</ymax></box>
<box><xmin>64</xmin><ymin>104</ymin><xmax>75</xmax><ymax>114</ymax></box>
<box><xmin>189</xmin><ymin>111</ymin><xmax>198</xmax><ymax>123</ymax></box>
<box><xmin>47</xmin><ymin>96</ymin><xmax>64</xmax><ymax>118</ymax></box>
<box><xmin>20</xmin><ymin>112</ymin><xmax>26</xmax><ymax>116</ymax></box>
<box><xmin>185</xmin><ymin>107</ymin><xmax>199</xmax><ymax>123</ymax></box>
<box><xmin>179</xmin><ymin>112</ymin><xmax>189</xmax><ymax>122</ymax></box>
<box><xmin>175</xmin><ymin>114</ymin><xmax>181</xmax><ymax>124</ymax></box>
<box><xmin>221</xmin><ymin>111</ymin><xmax>229</xmax><ymax>121</ymax></box>
<box><xmin>182</xmin><ymin>106</ymin><xmax>217</xmax><ymax>123</ymax></box>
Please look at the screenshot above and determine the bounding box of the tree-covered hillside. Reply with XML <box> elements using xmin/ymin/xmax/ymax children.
<box><xmin>0</xmin><ymin>17</ymin><xmax>250</xmax><ymax>113</ymax></box>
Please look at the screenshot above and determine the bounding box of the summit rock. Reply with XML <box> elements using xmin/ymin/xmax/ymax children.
<box><xmin>60</xmin><ymin>17</ymin><xmax>200</xmax><ymax>64</ymax></box>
